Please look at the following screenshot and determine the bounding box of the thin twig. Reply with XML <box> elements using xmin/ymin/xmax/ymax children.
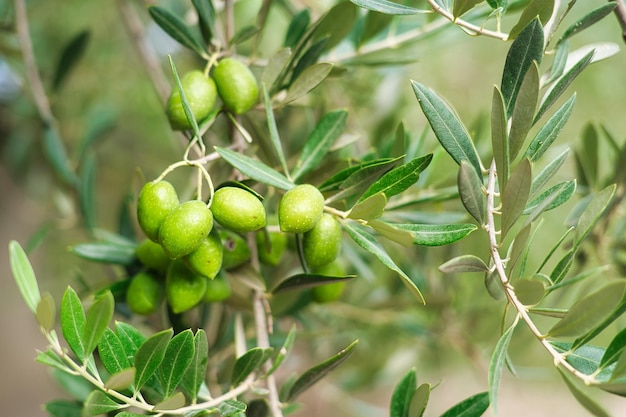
<box><xmin>613</xmin><ymin>0</ymin><xmax>626</xmax><ymax>42</ymax></box>
<box><xmin>425</xmin><ymin>0</ymin><xmax>508</xmax><ymax>40</ymax></box>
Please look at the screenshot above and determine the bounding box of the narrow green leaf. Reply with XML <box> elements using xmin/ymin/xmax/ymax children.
<box><xmin>36</xmin><ymin>292</ymin><xmax>56</xmax><ymax>331</ymax></box>
<box><xmin>104</xmin><ymin>368</ymin><xmax>136</xmax><ymax>391</ymax></box>
<box><xmin>491</xmin><ymin>86</ymin><xmax>508</xmax><ymax>190</ymax></box>
<box><xmin>217</xmin><ymin>400</ymin><xmax>247</xmax><ymax>416</ymax></box>
<box><xmin>9</xmin><ymin>240</ymin><xmax>41</xmax><ymax>314</ymax></box>
<box><xmin>159</xmin><ymin>329</ymin><xmax>195</xmax><ymax>397</ymax></box>
<box><xmin>148</xmin><ymin>6</ymin><xmax>207</xmax><ymax>58</ymax></box>
<box><xmin>191</xmin><ymin>0</ymin><xmax>216</xmax><ymax>44</ymax></box>
<box><xmin>393</xmin><ymin>223</ymin><xmax>477</xmax><ymax>246</ymax></box>
<box><xmin>348</xmin><ymin>193</ymin><xmax>387</xmax><ymax>221</ymax></box>
<box><xmin>550</xmin><ymin>249</ymin><xmax>575</xmax><ymax>285</ymax></box>
<box><xmin>229</xmin><ymin>25</ymin><xmax>259</xmax><ymax>46</ymax></box>
<box><xmin>320</xmin><ymin>157</ymin><xmax>400</xmax><ymax>192</ymax></box>
<box><xmin>36</xmin><ymin>349</ymin><xmax>68</xmax><ymax>373</ymax></box>
<box><xmin>231</xmin><ymin>347</ymin><xmax>274</xmax><ymax>386</ymax></box>
<box><xmin>529</xmin><ymin>148</ymin><xmax>569</xmax><ymax>197</ymax></box>
<box><xmin>44</xmin><ymin>400</ymin><xmax>82</xmax><ymax>417</ymax></box>
<box><xmin>509</xmin><ymin>62</ymin><xmax>539</xmax><ymax>162</ymax></box>
<box><xmin>115</xmin><ymin>412</ymin><xmax>146</xmax><ymax>417</ymax></box>
<box><xmin>411</xmin><ymin>81</ymin><xmax>482</xmax><ymax>178</ymax></box>
<box><xmin>525</xmin><ymin>95</ymin><xmax>576</xmax><ymax>162</ymax></box>
<box><xmin>344</xmin><ymin>221</ymin><xmax>424</xmax><ymax>304</ymax></box>
<box><xmin>76</xmin><ymin>105</ymin><xmax>117</xmax><ymax>164</ymax></box>
<box><xmin>350</xmin><ymin>0</ymin><xmax>426</xmax><ymax>14</ymax></box>
<box><xmin>501</xmin><ymin>158</ymin><xmax>532</xmax><ymax>238</ymax></box>
<box><xmin>272</xmin><ymin>273</ymin><xmax>355</xmax><ymax>294</ymax></box>
<box><xmin>524</xmin><ymin>180</ymin><xmax>576</xmax><ymax>216</ymax></box>
<box><xmin>52</xmin><ymin>369</ymin><xmax>92</xmax><ymax>401</ymax></box>
<box><xmin>573</xmin><ymin>184</ymin><xmax>616</xmax><ymax>248</ymax></box>
<box><xmin>69</xmin><ymin>242</ymin><xmax>136</xmax><ymax>265</ymax></box>
<box><xmin>262</xmin><ymin>48</ymin><xmax>291</xmax><ymax>91</ymax></box>
<box><xmin>559</xmin><ymin>3</ymin><xmax>617</xmax><ymax>43</ymax></box>
<box><xmin>266</xmin><ymin>325</ymin><xmax>296</xmax><ymax>377</ymax></box>
<box><xmin>61</xmin><ymin>286</ymin><xmax>86</xmax><ymax>361</ymax></box>
<box><xmin>572</xmin><ymin>292</ymin><xmax>626</xmax><ymax>350</ymax></box>
<box><xmin>558</xmin><ymin>368</ymin><xmax>611</xmax><ymax>417</ymax></box>
<box><xmin>98</xmin><ymin>328</ymin><xmax>130</xmax><ymax>376</ymax></box>
<box><xmin>83</xmin><ymin>290</ymin><xmax>114</xmax><ymax>357</ymax></box>
<box><xmin>453</xmin><ymin>0</ymin><xmax>483</xmax><ymax>17</ymax></box>
<box><xmin>286</xmin><ymin>340</ymin><xmax>358</xmax><ymax>401</ymax></box>
<box><xmin>262</xmin><ymin>84</ymin><xmax>289</xmax><ymax>178</ymax></box>
<box><xmin>181</xmin><ymin>329</ymin><xmax>209</xmax><ymax>402</ymax></box>
<box><xmin>439</xmin><ymin>391</ymin><xmax>489</xmax><ymax>417</ymax></box>
<box><xmin>601</xmin><ymin>328</ymin><xmax>626</xmax><ymax>369</ymax></box>
<box><xmin>358</xmin><ymin>154</ymin><xmax>433</xmax><ymax>202</ymax></box>
<box><xmin>548</xmin><ymin>281</ymin><xmax>626</xmax><ymax>338</ymax></box>
<box><xmin>546</xmin><ymin>40</ymin><xmax>569</xmax><ymax>85</ymax></box>
<box><xmin>328</xmin><ymin>158</ymin><xmax>402</xmax><ymax>205</ymax></box>
<box><xmin>528</xmin><ymin>307</ymin><xmax>568</xmax><ymax>318</ymax></box>
<box><xmin>82</xmin><ymin>390</ymin><xmax>122</xmax><ymax>417</ymax></box>
<box><xmin>311</xmin><ymin>2</ymin><xmax>358</xmax><ymax>51</ymax></box>
<box><xmin>115</xmin><ymin>321</ymin><xmax>146</xmax><ymax>364</ymax></box>
<box><xmin>578</xmin><ymin>123</ymin><xmax>599</xmax><ymax>190</ymax></box>
<box><xmin>610</xmin><ymin>347</ymin><xmax>626</xmax><ymax>382</ymax></box>
<box><xmin>134</xmin><ymin>328</ymin><xmax>173</xmax><ymax>391</ymax></box>
<box><xmin>168</xmin><ymin>56</ymin><xmax>201</xmax><ymax>139</ymax></box>
<box><xmin>52</xmin><ymin>30</ymin><xmax>90</xmax><ymax>91</ymax></box>
<box><xmin>439</xmin><ymin>255</ymin><xmax>489</xmax><ymax>274</ymax></box>
<box><xmin>359</xmin><ymin>10</ymin><xmax>394</xmax><ymax>47</ymax></box>
<box><xmin>292</xmin><ymin>109</ymin><xmax>348</xmax><ymax>181</ymax></box>
<box><xmin>283</xmin><ymin>62</ymin><xmax>333</xmax><ymax>105</ymax></box>
<box><xmin>284</xmin><ymin>9</ymin><xmax>310</xmax><ymax>48</ymax></box>
<box><xmin>215</xmin><ymin>146</ymin><xmax>294</xmax><ymax>190</ymax></box>
<box><xmin>489</xmin><ymin>322</ymin><xmax>516</xmax><ymax>416</ymax></box>
<box><xmin>501</xmin><ymin>18</ymin><xmax>544</xmax><ymax>118</ymax></box>
<box><xmin>458</xmin><ymin>160</ymin><xmax>485</xmax><ymax>224</ymax></box>
<box><xmin>535</xmin><ymin>50</ymin><xmax>594</xmax><ymax>124</ymax></box>
<box><xmin>390</xmin><ymin>368</ymin><xmax>417</xmax><ymax>417</ymax></box>
<box><xmin>367</xmin><ymin>220</ymin><xmax>414</xmax><ymax>247</ymax></box>
<box><xmin>44</xmin><ymin>127</ymin><xmax>79</xmax><ymax>187</ymax></box>
<box><xmin>508</xmin><ymin>0</ymin><xmax>554</xmax><ymax>40</ymax></box>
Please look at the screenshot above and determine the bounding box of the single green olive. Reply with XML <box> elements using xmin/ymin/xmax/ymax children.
<box><xmin>278</xmin><ymin>184</ymin><xmax>325</xmax><ymax>234</ymax></box>
<box><xmin>166</xmin><ymin>70</ymin><xmax>217</xmax><ymax>130</ymax></box>
<box><xmin>126</xmin><ymin>271</ymin><xmax>165</xmax><ymax>315</ymax></box>
<box><xmin>135</xmin><ymin>238</ymin><xmax>171</xmax><ymax>274</ymax></box>
<box><xmin>256</xmin><ymin>230</ymin><xmax>288</xmax><ymax>266</ymax></box>
<box><xmin>303</xmin><ymin>213</ymin><xmax>342</xmax><ymax>268</ymax></box>
<box><xmin>159</xmin><ymin>200</ymin><xmax>213</xmax><ymax>259</ymax></box>
<box><xmin>136</xmin><ymin>181</ymin><xmax>180</xmax><ymax>242</ymax></box>
<box><xmin>311</xmin><ymin>261</ymin><xmax>347</xmax><ymax>303</ymax></box>
<box><xmin>183</xmin><ymin>229</ymin><xmax>223</xmax><ymax>279</ymax></box>
<box><xmin>211</xmin><ymin>187</ymin><xmax>266</xmax><ymax>233</ymax></box>
<box><xmin>212</xmin><ymin>58</ymin><xmax>259</xmax><ymax>115</ymax></box>
<box><xmin>219</xmin><ymin>229</ymin><xmax>251</xmax><ymax>270</ymax></box>
<box><xmin>165</xmin><ymin>260</ymin><xmax>208</xmax><ymax>314</ymax></box>
<box><xmin>203</xmin><ymin>273</ymin><xmax>232</xmax><ymax>303</ymax></box>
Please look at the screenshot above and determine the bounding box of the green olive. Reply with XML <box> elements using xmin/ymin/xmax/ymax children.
<box><xmin>135</xmin><ymin>238</ymin><xmax>171</xmax><ymax>274</ymax></box>
<box><xmin>166</xmin><ymin>70</ymin><xmax>217</xmax><ymax>130</ymax></box>
<box><xmin>311</xmin><ymin>261</ymin><xmax>347</xmax><ymax>303</ymax></box>
<box><xmin>159</xmin><ymin>201</ymin><xmax>214</xmax><ymax>259</ymax></box>
<box><xmin>212</xmin><ymin>58</ymin><xmax>259</xmax><ymax>115</ymax></box>
<box><xmin>183</xmin><ymin>230</ymin><xmax>223</xmax><ymax>279</ymax></box>
<box><xmin>211</xmin><ymin>187</ymin><xmax>266</xmax><ymax>233</ymax></box>
<box><xmin>166</xmin><ymin>260</ymin><xmax>207</xmax><ymax>314</ymax></box>
<box><xmin>136</xmin><ymin>181</ymin><xmax>180</xmax><ymax>242</ymax></box>
<box><xmin>279</xmin><ymin>184</ymin><xmax>325</xmax><ymax>233</ymax></box>
<box><xmin>219</xmin><ymin>229</ymin><xmax>251</xmax><ymax>270</ymax></box>
<box><xmin>256</xmin><ymin>230</ymin><xmax>288</xmax><ymax>266</ymax></box>
<box><xmin>203</xmin><ymin>274</ymin><xmax>232</xmax><ymax>303</ymax></box>
<box><xmin>126</xmin><ymin>271</ymin><xmax>165</xmax><ymax>315</ymax></box>
<box><xmin>303</xmin><ymin>213</ymin><xmax>342</xmax><ymax>268</ymax></box>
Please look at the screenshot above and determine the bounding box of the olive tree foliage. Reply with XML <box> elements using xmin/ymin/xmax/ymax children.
<box><xmin>6</xmin><ymin>0</ymin><xmax>626</xmax><ymax>416</ymax></box>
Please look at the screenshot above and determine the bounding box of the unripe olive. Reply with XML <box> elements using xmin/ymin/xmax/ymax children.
<box><xmin>126</xmin><ymin>271</ymin><xmax>165</xmax><ymax>315</ymax></box>
<box><xmin>166</xmin><ymin>70</ymin><xmax>217</xmax><ymax>130</ymax></box>
<box><xmin>159</xmin><ymin>201</ymin><xmax>213</xmax><ymax>259</ymax></box>
<box><xmin>135</xmin><ymin>238</ymin><xmax>171</xmax><ymax>274</ymax></box>
<box><xmin>303</xmin><ymin>214</ymin><xmax>342</xmax><ymax>268</ymax></box>
<box><xmin>211</xmin><ymin>187</ymin><xmax>266</xmax><ymax>233</ymax></box>
<box><xmin>183</xmin><ymin>230</ymin><xmax>223</xmax><ymax>279</ymax></box>
<box><xmin>256</xmin><ymin>230</ymin><xmax>288</xmax><ymax>266</ymax></box>
<box><xmin>219</xmin><ymin>229</ymin><xmax>251</xmax><ymax>270</ymax></box>
<box><xmin>279</xmin><ymin>184</ymin><xmax>325</xmax><ymax>233</ymax></box>
<box><xmin>166</xmin><ymin>260</ymin><xmax>207</xmax><ymax>314</ymax></box>
<box><xmin>203</xmin><ymin>274</ymin><xmax>232</xmax><ymax>303</ymax></box>
<box><xmin>212</xmin><ymin>58</ymin><xmax>259</xmax><ymax>115</ymax></box>
<box><xmin>311</xmin><ymin>261</ymin><xmax>346</xmax><ymax>303</ymax></box>
<box><xmin>137</xmin><ymin>181</ymin><xmax>180</xmax><ymax>242</ymax></box>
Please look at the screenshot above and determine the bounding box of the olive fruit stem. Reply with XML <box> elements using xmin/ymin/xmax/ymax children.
<box><xmin>323</xmin><ymin>205</ymin><xmax>349</xmax><ymax>219</ymax></box>
<box><xmin>226</xmin><ymin>112</ymin><xmax>253</xmax><ymax>143</ymax></box>
<box><xmin>154</xmin><ymin>160</ymin><xmax>214</xmax><ymax>204</ymax></box>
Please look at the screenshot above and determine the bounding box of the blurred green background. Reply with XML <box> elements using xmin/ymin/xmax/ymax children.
<box><xmin>1</xmin><ymin>0</ymin><xmax>626</xmax><ymax>416</ymax></box>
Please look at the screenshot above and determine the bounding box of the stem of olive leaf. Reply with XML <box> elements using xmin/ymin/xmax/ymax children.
<box><xmin>484</xmin><ymin>160</ymin><xmax>596</xmax><ymax>385</ymax></box>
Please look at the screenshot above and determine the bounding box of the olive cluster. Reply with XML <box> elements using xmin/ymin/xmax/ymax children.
<box><xmin>166</xmin><ymin>57</ymin><xmax>259</xmax><ymax>130</ymax></box>
<box><xmin>128</xmin><ymin>182</ymin><xmax>267</xmax><ymax>315</ymax></box>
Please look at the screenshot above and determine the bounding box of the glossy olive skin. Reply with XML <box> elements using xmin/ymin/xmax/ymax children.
<box><xmin>211</xmin><ymin>187</ymin><xmax>266</xmax><ymax>233</ymax></box>
<box><xmin>212</xmin><ymin>58</ymin><xmax>259</xmax><ymax>115</ymax></box>
<box><xmin>256</xmin><ymin>230</ymin><xmax>288</xmax><ymax>266</ymax></box>
<box><xmin>166</xmin><ymin>70</ymin><xmax>217</xmax><ymax>130</ymax></box>
<box><xmin>126</xmin><ymin>271</ymin><xmax>165</xmax><ymax>315</ymax></box>
<box><xmin>159</xmin><ymin>200</ymin><xmax>214</xmax><ymax>259</ymax></box>
<box><xmin>137</xmin><ymin>181</ymin><xmax>180</xmax><ymax>242</ymax></box>
<box><xmin>135</xmin><ymin>238</ymin><xmax>171</xmax><ymax>274</ymax></box>
<box><xmin>219</xmin><ymin>229</ymin><xmax>251</xmax><ymax>270</ymax></box>
<box><xmin>183</xmin><ymin>230</ymin><xmax>223</xmax><ymax>279</ymax></box>
<box><xmin>278</xmin><ymin>184</ymin><xmax>325</xmax><ymax>234</ymax></box>
<box><xmin>203</xmin><ymin>274</ymin><xmax>232</xmax><ymax>303</ymax></box>
<box><xmin>303</xmin><ymin>213</ymin><xmax>342</xmax><ymax>268</ymax></box>
<box><xmin>165</xmin><ymin>260</ymin><xmax>207</xmax><ymax>314</ymax></box>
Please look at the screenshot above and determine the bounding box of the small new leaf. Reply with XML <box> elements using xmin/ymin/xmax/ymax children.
<box><xmin>9</xmin><ymin>240</ymin><xmax>41</xmax><ymax>313</ymax></box>
<box><xmin>61</xmin><ymin>286</ymin><xmax>86</xmax><ymax>361</ymax></box>
<box><xmin>83</xmin><ymin>290</ymin><xmax>114</xmax><ymax>357</ymax></box>
<box><xmin>82</xmin><ymin>391</ymin><xmax>122</xmax><ymax>417</ymax></box>
<box><xmin>231</xmin><ymin>347</ymin><xmax>274</xmax><ymax>386</ymax></box>
<box><xmin>390</xmin><ymin>368</ymin><xmax>416</xmax><ymax>417</ymax></box>
<box><xmin>439</xmin><ymin>255</ymin><xmax>489</xmax><ymax>274</ymax></box>
<box><xmin>104</xmin><ymin>368</ymin><xmax>135</xmax><ymax>391</ymax></box>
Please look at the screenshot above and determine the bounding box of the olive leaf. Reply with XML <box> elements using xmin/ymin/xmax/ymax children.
<box><xmin>350</xmin><ymin>0</ymin><xmax>426</xmax><ymax>14</ymax></box>
<box><xmin>215</xmin><ymin>146</ymin><xmax>294</xmax><ymax>190</ymax></box>
<box><xmin>9</xmin><ymin>240</ymin><xmax>41</xmax><ymax>314</ymax></box>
